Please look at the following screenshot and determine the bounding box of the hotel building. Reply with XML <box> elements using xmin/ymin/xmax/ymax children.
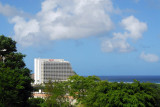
<box><xmin>34</xmin><ymin>58</ymin><xmax>76</xmax><ymax>84</ymax></box>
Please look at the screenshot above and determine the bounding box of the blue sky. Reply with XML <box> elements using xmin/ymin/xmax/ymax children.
<box><xmin>0</xmin><ymin>0</ymin><xmax>160</xmax><ymax>76</ymax></box>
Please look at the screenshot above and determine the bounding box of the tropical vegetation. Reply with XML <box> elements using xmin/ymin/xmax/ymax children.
<box><xmin>0</xmin><ymin>35</ymin><xmax>33</xmax><ymax>107</ymax></box>
<box><xmin>36</xmin><ymin>75</ymin><xmax>160</xmax><ymax>107</ymax></box>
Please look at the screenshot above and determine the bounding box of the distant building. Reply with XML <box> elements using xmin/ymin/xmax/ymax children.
<box><xmin>32</xmin><ymin>89</ymin><xmax>77</xmax><ymax>105</ymax></box>
<box><xmin>33</xmin><ymin>89</ymin><xmax>48</xmax><ymax>99</ymax></box>
<box><xmin>34</xmin><ymin>58</ymin><xmax>76</xmax><ymax>84</ymax></box>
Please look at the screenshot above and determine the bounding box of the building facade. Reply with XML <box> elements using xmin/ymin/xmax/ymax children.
<box><xmin>34</xmin><ymin>58</ymin><xmax>76</xmax><ymax>84</ymax></box>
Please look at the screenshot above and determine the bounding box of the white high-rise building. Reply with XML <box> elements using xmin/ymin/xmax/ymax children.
<box><xmin>34</xmin><ymin>58</ymin><xmax>76</xmax><ymax>84</ymax></box>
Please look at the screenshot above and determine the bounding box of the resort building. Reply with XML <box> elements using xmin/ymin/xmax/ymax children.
<box><xmin>34</xmin><ymin>58</ymin><xmax>76</xmax><ymax>84</ymax></box>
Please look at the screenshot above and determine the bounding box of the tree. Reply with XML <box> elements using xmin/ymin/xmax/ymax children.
<box><xmin>0</xmin><ymin>35</ymin><xmax>16</xmax><ymax>57</ymax></box>
<box><xmin>40</xmin><ymin>75</ymin><xmax>160</xmax><ymax>107</ymax></box>
<box><xmin>43</xmin><ymin>80</ymin><xmax>70</xmax><ymax>107</ymax></box>
<box><xmin>27</xmin><ymin>98</ymin><xmax>45</xmax><ymax>107</ymax></box>
<box><xmin>83</xmin><ymin>80</ymin><xmax>160</xmax><ymax>107</ymax></box>
<box><xmin>0</xmin><ymin>35</ymin><xmax>33</xmax><ymax>107</ymax></box>
<box><xmin>68</xmin><ymin>75</ymin><xmax>100</xmax><ymax>105</ymax></box>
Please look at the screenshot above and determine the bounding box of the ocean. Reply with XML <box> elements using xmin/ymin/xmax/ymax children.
<box><xmin>98</xmin><ymin>76</ymin><xmax>160</xmax><ymax>83</ymax></box>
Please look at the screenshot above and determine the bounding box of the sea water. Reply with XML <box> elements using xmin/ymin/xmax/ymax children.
<box><xmin>98</xmin><ymin>76</ymin><xmax>160</xmax><ymax>83</ymax></box>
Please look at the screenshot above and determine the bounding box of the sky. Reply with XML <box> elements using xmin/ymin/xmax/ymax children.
<box><xmin>0</xmin><ymin>0</ymin><xmax>160</xmax><ymax>76</ymax></box>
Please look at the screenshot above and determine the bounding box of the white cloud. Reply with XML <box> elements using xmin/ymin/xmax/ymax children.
<box><xmin>140</xmin><ymin>52</ymin><xmax>159</xmax><ymax>62</ymax></box>
<box><xmin>101</xmin><ymin>34</ymin><xmax>133</xmax><ymax>53</ymax></box>
<box><xmin>102</xmin><ymin>16</ymin><xmax>147</xmax><ymax>53</ymax></box>
<box><xmin>0</xmin><ymin>0</ymin><xmax>148</xmax><ymax>53</ymax></box>
<box><xmin>10</xmin><ymin>16</ymin><xmax>40</xmax><ymax>46</ymax></box>
<box><xmin>0</xmin><ymin>2</ymin><xmax>27</xmax><ymax>17</ymax></box>
<box><xmin>5</xmin><ymin>0</ymin><xmax>114</xmax><ymax>47</ymax></box>
<box><xmin>121</xmin><ymin>15</ymin><xmax>147</xmax><ymax>40</ymax></box>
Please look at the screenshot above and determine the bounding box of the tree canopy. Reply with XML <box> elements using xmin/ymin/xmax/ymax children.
<box><xmin>0</xmin><ymin>35</ymin><xmax>16</xmax><ymax>56</ymax></box>
<box><xmin>0</xmin><ymin>35</ymin><xmax>33</xmax><ymax>107</ymax></box>
<box><xmin>42</xmin><ymin>75</ymin><xmax>160</xmax><ymax>107</ymax></box>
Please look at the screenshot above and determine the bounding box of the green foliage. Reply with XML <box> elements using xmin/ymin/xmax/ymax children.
<box><xmin>63</xmin><ymin>75</ymin><xmax>160</xmax><ymax>107</ymax></box>
<box><xmin>0</xmin><ymin>35</ymin><xmax>16</xmax><ymax>56</ymax></box>
<box><xmin>68</xmin><ymin>75</ymin><xmax>100</xmax><ymax>104</ymax></box>
<box><xmin>43</xmin><ymin>80</ymin><xmax>70</xmax><ymax>107</ymax></box>
<box><xmin>27</xmin><ymin>98</ymin><xmax>45</xmax><ymax>107</ymax></box>
<box><xmin>4</xmin><ymin>52</ymin><xmax>26</xmax><ymax>69</ymax></box>
<box><xmin>42</xmin><ymin>75</ymin><xmax>160</xmax><ymax>107</ymax></box>
<box><xmin>0</xmin><ymin>35</ymin><xmax>33</xmax><ymax>107</ymax></box>
<box><xmin>33</xmin><ymin>84</ymin><xmax>45</xmax><ymax>92</ymax></box>
<box><xmin>83</xmin><ymin>80</ymin><xmax>160</xmax><ymax>107</ymax></box>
